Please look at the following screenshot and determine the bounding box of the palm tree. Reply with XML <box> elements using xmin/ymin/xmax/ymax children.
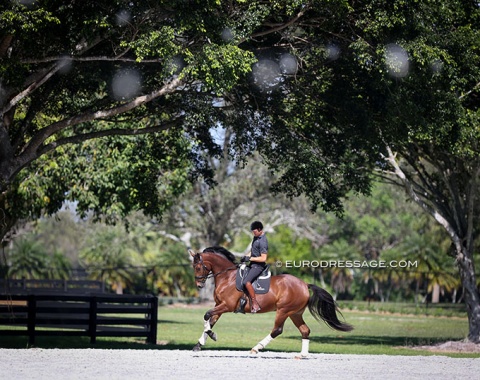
<box><xmin>79</xmin><ymin>225</ymin><xmax>134</xmax><ymax>294</ymax></box>
<box><xmin>45</xmin><ymin>249</ymin><xmax>72</xmax><ymax>280</ymax></box>
<box><xmin>158</xmin><ymin>243</ymin><xmax>195</xmax><ymax>298</ymax></box>
<box><xmin>137</xmin><ymin>238</ymin><xmax>195</xmax><ymax>298</ymax></box>
<box><xmin>399</xmin><ymin>232</ymin><xmax>459</xmax><ymax>304</ymax></box>
<box><xmin>315</xmin><ymin>239</ymin><xmax>359</xmax><ymax>300</ymax></box>
<box><xmin>7</xmin><ymin>236</ymin><xmax>48</xmax><ymax>279</ymax></box>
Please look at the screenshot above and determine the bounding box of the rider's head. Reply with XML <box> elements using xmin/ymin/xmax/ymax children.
<box><xmin>250</xmin><ymin>221</ymin><xmax>263</xmax><ymax>231</ymax></box>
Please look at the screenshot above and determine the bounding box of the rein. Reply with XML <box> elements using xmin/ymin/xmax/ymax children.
<box><xmin>194</xmin><ymin>255</ymin><xmax>238</xmax><ymax>283</ymax></box>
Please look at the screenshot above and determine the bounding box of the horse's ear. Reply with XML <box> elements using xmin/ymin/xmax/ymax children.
<box><xmin>188</xmin><ymin>249</ymin><xmax>196</xmax><ymax>258</ymax></box>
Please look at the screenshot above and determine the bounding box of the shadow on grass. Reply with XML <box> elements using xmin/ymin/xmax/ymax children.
<box><xmin>304</xmin><ymin>335</ymin><xmax>448</xmax><ymax>347</ymax></box>
<box><xmin>158</xmin><ymin>319</ymin><xmax>188</xmax><ymax>324</ymax></box>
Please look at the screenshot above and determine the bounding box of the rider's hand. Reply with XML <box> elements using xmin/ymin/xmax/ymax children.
<box><xmin>241</xmin><ymin>256</ymin><xmax>250</xmax><ymax>263</ymax></box>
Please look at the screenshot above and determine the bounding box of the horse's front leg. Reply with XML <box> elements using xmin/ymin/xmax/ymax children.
<box><xmin>192</xmin><ymin>302</ymin><xmax>229</xmax><ymax>351</ymax></box>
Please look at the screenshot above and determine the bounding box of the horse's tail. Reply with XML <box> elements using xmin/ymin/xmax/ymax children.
<box><xmin>307</xmin><ymin>284</ymin><xmax>353</xmax><ymax>332</ymax></box>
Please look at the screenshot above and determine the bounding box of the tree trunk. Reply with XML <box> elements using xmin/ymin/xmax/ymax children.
<box><xmin>115</xmin><ymin>282</ymin><xmax>123</xmax><ymax>295</ymax></box>
<box><xmin>456</xmin><ymin>247</ymin><xmax>480</xmax><ymax>343</ymax></box>
<box><xmin>432</xmin><ymin>283</ymin><xmax>440</xmax><ymax>304</ymax></box>
<box><xmin>0</xmin><ymin>208</ymin><xmax>16</xmax><ymax>246</ymax></box>
<box><xmin>385</xmin><ymin>146</ymin><xmax>480</xmax><ymax>342</ymax></box>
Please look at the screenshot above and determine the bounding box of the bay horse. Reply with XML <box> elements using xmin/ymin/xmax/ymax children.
<box><xmin>190</xmin><ymin>246</ymin><xmax>353</xmax><ymax>357</ymax></box>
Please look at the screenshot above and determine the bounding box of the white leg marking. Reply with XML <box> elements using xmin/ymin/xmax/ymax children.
<box><xmin>198</xmin><ymin>318</ymin><xmax>212</xmax><ymax>345</ymax></box>
<box><xmin>251</xmin><ymin>334</ymin><xmax>274</xmax><ymax>353</ymax></box>
<box><xmin>300</xmin><ymin>339</ymin><xmax>310</xmax><ymax>357</ymax></box>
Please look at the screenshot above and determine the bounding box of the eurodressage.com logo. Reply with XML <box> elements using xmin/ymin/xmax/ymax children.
<box><xmin>274</xmin><ymin>259</ymin><xmax>419</xmax><ymax>269</ymax></box>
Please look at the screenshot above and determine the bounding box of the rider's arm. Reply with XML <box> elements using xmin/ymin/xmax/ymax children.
<box><xmin>250</xmin><ymin>253</ymin><xmax>267</xmax><ymax>263</ymax></box>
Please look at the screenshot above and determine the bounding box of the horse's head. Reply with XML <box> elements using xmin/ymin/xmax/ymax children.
<box><xmin>189</xmin><ymin>250</ymin><xmax>211</xmax><ymax>289</ymax></box>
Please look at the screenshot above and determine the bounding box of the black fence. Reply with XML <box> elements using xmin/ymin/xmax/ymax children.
<box><xmin>0</xmin><ymin>293</ymin><xmax>158</xmax><ymax>345</ymax></box>
<box><xmin>0</xmin><ymin>279</ymin><xmax>105</xmax><ymax>294</ymax></box>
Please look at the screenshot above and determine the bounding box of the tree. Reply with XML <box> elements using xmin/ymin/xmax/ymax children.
<box><xmin>34</xmin><ymin>210</ymin><xmax>86</xmax><ymax>266</ymax></box>
<box><xmin>239</xmin><ymin>1</ymin><xmax>480</xmax><ymax>342</ymax></box>
<box><xmin>79</xmin><ymin>224</ymin><xmax>134</xmax><ymax>294</ymax></box>
<box><xmin>0</xmin><ymin>0</ymin><xmax>257</xmax><ymax>240</ymax></box>
<box><xmin>6</xmin><ymin>236</ymin><xmax>48</xmax><ymax>279</ymax></box>
<box><xmin>124</xmin><ymin>222</ymin><xmax>196</xmax><ymax>297</ymax></box>
<box><xmin>158</xmin><ymin>126</ymin><xmax>330</xmax><ymax>251</ymax></box>
<box><xmin>43</xmin><ymin>249</ymin><xmax>72</xmax><ymax>280</ymax></box>
<box><xmin>396</xmin><ymin>232</ymin><xmax>459</xmax><ymax>304</ymax></box>
<box><xmin>316</xmin><ymin>239</ymin><xmax>358</xmax><ymax>300</ymax></box>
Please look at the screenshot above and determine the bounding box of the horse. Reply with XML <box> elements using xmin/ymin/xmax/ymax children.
<box><xmin>189</xmin><ymin>246</ymin><xmax>353</xmax><ymax>357</ymax></box>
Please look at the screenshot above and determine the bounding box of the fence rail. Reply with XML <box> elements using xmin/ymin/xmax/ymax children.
<box><xmin>0</xmin><ymin>279</ymin><xmax>105</xmax><ymax>294</ymax></box>
<box><xmin>0</xmin><ymin>293</ymin><xmax>158</xmax><ymax>345</ymax></box>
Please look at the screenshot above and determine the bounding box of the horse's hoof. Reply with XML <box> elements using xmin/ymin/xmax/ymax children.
<box><xmin>250</xmin><ymin>349</ymin><xmax>258</xmax><ymax>354</ymax></box>
<box><xmin>206</xmin><ymin>330</ymin><xmax>217</xmax><ymax>341</ymax></box>
<box><xmin>192</xmin><ymin>343</ymin><xmax>202</xmax><ymax>352</ymax></box>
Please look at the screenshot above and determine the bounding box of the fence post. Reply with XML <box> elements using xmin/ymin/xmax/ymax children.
<box><xmin>27</xmin><ymin>294</ymin><xmax>36</xmax><ymax>345</ymax></box>
<box><xmin>147</xmin><ymin>295</ymin><xmax>158</xmax><ymax>344</ymax></box>
<box><xmin>89</xmin><ymin>296</ymin><xmax>97</xmax><ymax>344</ymax></box>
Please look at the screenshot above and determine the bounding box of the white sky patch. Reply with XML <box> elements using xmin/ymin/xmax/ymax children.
<box><xmin>58</xmin><ymin>56</ymin><xmax>73</xmax><ymax>75</ymax></box>
<box><xmin>166</xmin><ymin>56</ymin><xmax>185</xmax><ymax>76</ymax></box>
<box><xmin>385</xmin><ymin>43</ymin><xmax>410</xmax><ymax>78</ymax></box>
<box><xmin>326</xmin><ymin>44</ymin><xmax>341</xmax><ymax>60</ymax></box>
<box><xmin>252</xmin><ymin>59</ymin><xmax>282</xmax><ymax>92</ymax></box>
<box><xmin>116</xmin><ymin>10</ymin><xmax>132</xmax><ymax>27</ymax></box>
<box><xmin>221</xmin><ymin>28</ymin><xmax>234</xmax><ymax>42</ymax></box>
<box><xmin>279</xmin><ymin>53</ymin><xmax>298</xmax><ymax>75</ymax></box>
<box><xmin>431</xmin><ymin>59</ymin><xmax>444</xmax><ymax>73</ymax></box>
<box><xmin>16</xmin><ymin>0</ymin><xmax>36</xmax><ymax>6</ymax></box>
<box><xmin>111</xmin><ymin>69</ymin><xmax>142</xmax><ymax>100</ymax></box>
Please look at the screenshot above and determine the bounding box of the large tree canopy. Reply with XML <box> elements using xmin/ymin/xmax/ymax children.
<box><xmin>1</xmin><ymin>1</ymin><xmax>480</xmax><ymax>340</ymax></box>
<box><xmin>247</xmin><ymin>0</ymin><xmax>480</xmax><ymax>340</ymax></box>
<box><xmin>0</xmin><ymin>0</ymin><xmax>259</xmax><ymax>235</ymax></box>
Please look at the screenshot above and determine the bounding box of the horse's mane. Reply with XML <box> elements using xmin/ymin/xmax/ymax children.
<box><xmin>202</xmin><ymin>246</ymin><xmax>238</xmax><ymax>264</ymax></box>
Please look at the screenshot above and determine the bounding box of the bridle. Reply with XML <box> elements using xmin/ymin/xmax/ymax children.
<box><xmin>194</xmin><ymin>254</ymin><xmax>238</xmax><ymax>285</ymax></box>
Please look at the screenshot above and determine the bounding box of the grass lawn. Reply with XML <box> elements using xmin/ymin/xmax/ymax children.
<box><xmin>1</xmin><ymin>303</ymin><xmax>476</xmax><ymax>358</ymax></box>
<box><xmin>156</xmin><ymin>305</ymin><xmax>474</xmax><ymax>357</ymax></box>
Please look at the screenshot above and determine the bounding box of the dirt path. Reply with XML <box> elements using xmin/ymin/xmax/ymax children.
<box><xmin>2</xmin><ymin>348</ymin><xmax>479</xmax><ymax>380</ymax></box>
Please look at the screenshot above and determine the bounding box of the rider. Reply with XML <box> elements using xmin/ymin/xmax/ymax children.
<box><xmin>239</xmin><ymin>221</ymin><xmax>268</xmax><ymax>313</ymax></box>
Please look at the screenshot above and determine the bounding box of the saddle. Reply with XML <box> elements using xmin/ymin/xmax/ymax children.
<box><xmin>235</xmin><ymin>264</ymin><xmax>271</xmax><ymax>294</ymax></box>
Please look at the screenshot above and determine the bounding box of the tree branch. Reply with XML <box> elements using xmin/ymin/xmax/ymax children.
<box><xmin>459</xmin><ymin>80</ymin><xmax>480</xmax><ymax>100</ymax></box>
<box><xmin>38</xmin><ymin>117</ymin><xmax>185</xmax><ymax>156</ymax></box>
<box><xmin>239</xmin><ymin>6</ymin><xmax>308</xmax><ymax>43</ymax></box>
<box><xmin>2</xmin><ymin>64</ymin><xmax>61</xmax><ymax>115</ymax></box>
<box><xmin>22</xmin><ymin>76</ymin><xmax>183</xmax><ymax>159</ymax></box>
<box><xmin>383</xmin><ymin>145</ymin><xmax>464</xmax><ymax>255</ymax></box>
<box><xmin>21</xmin><ymin>56</ymin><xmax>166</xmax><ymax>64</ymax></box>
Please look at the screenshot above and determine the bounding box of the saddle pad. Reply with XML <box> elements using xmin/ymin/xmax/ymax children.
<box><xmin>236</xmin><ymin>265</ymin><xmax>271</xmax><ymax>294</ymax></box>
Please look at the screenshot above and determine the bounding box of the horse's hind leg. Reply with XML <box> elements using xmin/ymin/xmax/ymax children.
<box><xmin>290</xmin><ymin>312</ymin><xmax>311</xmax><ymax>358</ymax></box>
<box><xmin>251</xmin><ymin>310</ymin><xmax>288</xmax><ymax>354</ymax></box>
